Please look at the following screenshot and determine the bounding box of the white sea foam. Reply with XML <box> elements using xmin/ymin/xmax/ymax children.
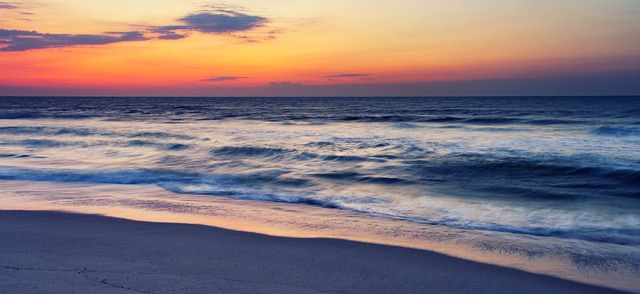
<box><xmin>0</xmin><ymin>97</ymin><xmax>639</xmax><ymax>252</ymax></box>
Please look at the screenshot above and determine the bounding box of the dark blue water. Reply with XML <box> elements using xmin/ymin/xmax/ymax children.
<box><xmin>0</xmin><ymin>96</ymin><xmax>639</xmax><ymax>245</ymax></box>
<box><xmin>1</xmin><ymin>96</ymin><xmax>639</xmax><ymax>123</ymax></box>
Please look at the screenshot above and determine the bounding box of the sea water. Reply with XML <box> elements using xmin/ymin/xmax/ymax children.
<box><xmin>0</xmin><ymin>96</ymin><xmax>638</xmax><ymax>290</ymax></box>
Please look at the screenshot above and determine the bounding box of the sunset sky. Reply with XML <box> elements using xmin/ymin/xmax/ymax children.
<box><xmin>1</xmin><ymin>0</ymin><xmax>639</xmax><ymax>96</ymax></box>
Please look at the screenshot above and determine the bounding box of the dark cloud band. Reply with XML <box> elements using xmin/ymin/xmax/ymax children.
<box><xmin>0</xmin><ymin>30</ymin><xmax>147</xmax><ymax>51</ymax></box>
<box><xmin>202</xmin><ymin>76</ymin><xmax>247</xmax><ymax>82</ymax></box>
<box><xmin>324</xmin><ymin>74</ymin><xmax>371</xmax><ymax>79</ymax></box>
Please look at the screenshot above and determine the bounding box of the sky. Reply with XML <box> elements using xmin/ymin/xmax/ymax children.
<box><xmin>1</xmin><ymin>0</ymin><xmax>639</xmax><ymax>96</ymax></box>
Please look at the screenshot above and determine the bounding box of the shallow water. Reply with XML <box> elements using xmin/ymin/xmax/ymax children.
<box><xmin>0</xmin><ymin>96</ymin><xmax>639</xmax><ymax>290</ymax></box>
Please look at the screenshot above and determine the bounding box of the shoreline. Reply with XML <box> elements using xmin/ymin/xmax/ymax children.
<box><xmin>0</xmin><ymin>209</ymin><xmax>631</xmax><ymax>293</ymax></box>
<box><xmin>1</xmin><ymin>180</ymin><xmax>639</xmax><ymax>292</ymax></box>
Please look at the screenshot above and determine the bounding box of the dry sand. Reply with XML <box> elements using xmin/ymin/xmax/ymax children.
<box><xmin>0</xmin><ymin>210</ymin><xmax>628</xmax><ymax>293</ymax></box>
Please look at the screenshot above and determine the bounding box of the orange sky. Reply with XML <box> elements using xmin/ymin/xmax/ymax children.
<box><xmin>1</xmin><ymin>1</ymin><xmax>639</xmax><ymax>95</ymax></box>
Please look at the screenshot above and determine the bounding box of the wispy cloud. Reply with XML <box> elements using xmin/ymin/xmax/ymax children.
<box><xmin>268</xmin><ymin>81</ymin><xmax>305</xmax><ymax>88</ymax></box>
<box><xmin>0</xmin><ymin>6</ymin><xmax>273</xmax><ymax>52</ymax></box>
<box><xmin>0</xmin><ymin>2</ymin><xmax>35</xmax><ymax>22</ymax></box>
<box><xmin>202</xmin><ymin>76</ymin><xmax>247</xmax><ymax>82</ymax></box>
<box><xmin>0</xmin><ymin>29</ymin><xmax>148</xmax><ymax>52</ymax></box>
<box><xmin>323</xmin><ymin>73</ymin><xmax>371</xmax><ymax>79</ymax></box>
<box><xmin>0</xmin><ymin>2</ymin><xmax>18</xmax><ymax>9</ymax></box>
<box><xmin>156</xmin><ymin>31</ymin><xmax>186</xmax><ymax>40</ymax></box>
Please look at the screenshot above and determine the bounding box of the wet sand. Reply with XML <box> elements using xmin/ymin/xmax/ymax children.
<box><xmin>0</xmin><ymin>210</ymin><xmax>628</xmax><ymax>293</ymax></box>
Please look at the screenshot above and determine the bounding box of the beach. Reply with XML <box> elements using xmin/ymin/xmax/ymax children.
<box><xmin>0</xmin><ymin>209</ymin><xmax>628</xmax><ymax>293</ymax></box>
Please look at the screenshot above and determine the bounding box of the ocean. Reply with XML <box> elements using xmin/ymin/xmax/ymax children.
<box><xmin>0</xmin><ymin>96</ymin><xmax>639</xmax><ymax>289</ymax></box>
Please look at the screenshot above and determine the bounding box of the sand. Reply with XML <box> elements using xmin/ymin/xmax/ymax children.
<box><xmin>0</xmin><ymin>210</ymin><xmax>628</xmax><ymax>293</ymax></box>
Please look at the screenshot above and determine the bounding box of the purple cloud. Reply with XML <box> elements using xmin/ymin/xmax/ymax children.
<box><xmin>180</xmin><ymin>11</ymin><xmax>266</xmax><ymax>33</ymax></box>
<box><xmin>157</xmin><ymin>31</ymin><xmax>187</xmax><ymax>40</ymax></box>
<box><xmin>0</xmin><ymin>29</ymin><xmax>147</xmax><ymax>52</ymax></box>
<box><xmin>323</xmin><ymin>73</ymin><xmax>371</xmax><ymax>79</ymax></box>
<box><xmin>202</xmin><ymin>76</ymin><xmax>247</xmax><ymax>82</ymax></box>
<box><xmin>154</xmin><ymin>10</ymin><xmax>268</xmax><ymax>39</ymax></box>
<box><xmin>0</xmin><ymin>2</ymin><xmax>18</xmax><ymax>9</ymax></box>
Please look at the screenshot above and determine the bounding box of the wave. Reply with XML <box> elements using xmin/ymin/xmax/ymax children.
<box><xmin>426</xmin><ymin>116</ymin><xmax>583</xmax><ymax>126</ymax></box>
<box><xmin>0</xmin><ymin>153</ymin><xmax>33</xmax><ymax>158</ymax></box>
<box><xmin>310</xmin><ymin>172</ymin><xmax>362</xmax><ymax>180</ymax></box>
<box><xmin>313</xmin><ymin>114</ymin><xmax>587</xmax><ymax>126</ymax></box>
<box><xmin>404</xmin><ymin>215</ymin><xmax>640</xmax><ymax>245</ymax></box>
<box><xmin>0</xmin><ymin>126</ymin><xmax>95</xmax><ymax>137</ymax></box>
<box><xmin>0</xmin><ymin>112</ymin><xmax>47</xmax><ymax>120</ymax></box>
<box><xmin>310</xmin><ymin>172</ymin><xmax>410</xmax><ymax>185</ymax></box>
<box><xmin>321</xmin><ymin>155</ymin><xmax>385</xmax><ymax>163</ymax></box>
<box><xmin>591</xmin><ymin>126</ymin><xmax>640</xmax><ymax>137</ymax></box>
<box><xmin>393</xmin><ymin>123</ymin><xmax>424</xmax><ymax>129</ymax></box>
<box><xmin>211</xmin><ymin>146</ymin><xmax>293</xmax><ymax>158</ymax></box>
<box><xmin>0</xmin><ymin>112</ymin><xmax>90</xmax><ymax>120</ymax></box>
<box><xmin>399</xmin><ymin>154</ymin><xmax>640</xmax><ymax>201</ymax></box>
<box><xmin>209</xmin><ymin>145</ymin><xmax>390</xmax><ymax>164</ymax></box>
<box><xmin>0</xmin><ymin>165</ymin><xmax>638</xmax><ymax>244</ymax></box>
<box><xmin>463</xmin><ymin>117</ymin><xmax>524</xmax><ymax>124</ymax></box>
<box><xmin>0</xmin><ymin>166</ymin><xmax>196</xmax><ymax>185</ymax></box>
<box><xmin>0</xmin><ymin>126</ymin><xmax>197</xmax><ymax>141</ymax></box>
<box><xmin>304</xmin><ymin>141</ymin><xmax>335</xmax><ymax>148</ymax></box>
<box><xmin>0</xmin><ymin>126</ymin><xmax>49</xmax><ymax>135</ymax></box>
<box><xmin>126</xmin><ymin>140</ymin><xmax>190</xmax><ymax>151</ymax></box>
<box><xmin>527</xmin><ymin>119</ymin><xmax>585</xmax><ymax>125</ymax></box>
<box><xmin>470</xmin><ymin>127</ymin><xmax>527</xmax><ymax>133</ymax></box>
<box><xmin>338</xmin><ymin>115</ymin><xmax>426</xmax><ymax>122</ymax></box>
<box><xmin>0</xmin><ymin>166</ymin><xmax>316</xmax><ymax>203</ymax></box>
<box><xmin>0</xmin><ymin>126</ymin><xmax>98</xmax><ymax>137</ymax></box>
<box><xmin>0</xmin><ymin>166</ymin><xmax>312</xmax><ymax>190</ymax></box>
<box><xmin>1</xmin><ymin>139</ymin><xmax>73</xmax><ymax>148</ymax></box>
<box><xmin>127</xmin><ymin>132</ymin><xmax>196</xmax><ymax>140</ymax></box>
<box><xmin>425</xmin><ymin>116</ymin><xmax>464</xmax><ymax>123</ymax></box>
